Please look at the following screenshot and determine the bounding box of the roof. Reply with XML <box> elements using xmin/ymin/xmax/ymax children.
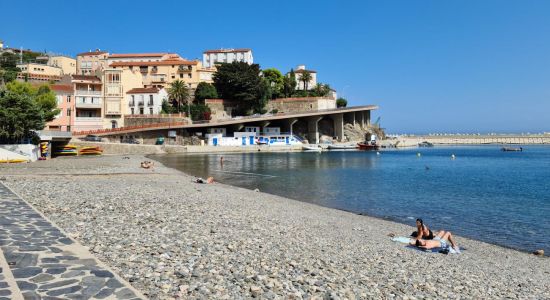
<box><xmin>109</xmin><ymin>60</ymin><xmax>198</xmax><ymax>67</ymax></box>
<box><xmin>77</xmin><ymin>50</ymin><xmax>108</xmax><ymax>56</ymax></box>
<box><xmin>71</xmin><ymin>75</ymin><xmax>101</xmax><ymax>82</ymax></box>
<box><xmin>204</xmin><ymin>48</ymin><xmax>251</xmax><ymax>54</ymax></box>
<box><xmin>109</xmin><ymin>53</ymin><xmax>170</xmax><ymax>58</ymax></box>
<box><xmin>50</xmin><ymin>84</ymin><xmax>73</xmax><ymax>93</ymax></box>
<box><xmin>126</xmin><ymin>87</ymin><xmax>160</xmax><ymax>94</ymax></box>
<box><xmin>294</xmin><ymin>69</ymin><xmax>317</xmax><ymax>74</ymax></box>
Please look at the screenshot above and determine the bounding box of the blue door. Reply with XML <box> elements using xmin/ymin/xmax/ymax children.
<box><xmin>249</xmin><ymin>136</ymin><xmax>254</xmax><ymax>145</ymax></box>
<box><xmin>213</xmin><ymin>138</ymin><xmax>218</xmax><ymax>146</ymax></box>
<box><xmin>286</xmin><ymin>136</ymin><xmax>289</xmax><ymax>145</ymax></box>
<box><xmin>242</xmin><ymin>137</ymin><xmax>246</xmax><ymax>145</ymax></box>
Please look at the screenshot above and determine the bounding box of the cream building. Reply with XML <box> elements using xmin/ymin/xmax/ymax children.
<box><xmin>48</xmin><ymin>56</ymin><xmax>77</xmax><ymax>75</ymax></box>
<box><xmin>126</xmin><ymin>87</ymin><xmax>168</xmax><ymax>115</ymax></box>
<box><xmin>72</xmin><ymin>75</ymin><xmax>103</xmax><ymax>131</ymax></box>
<box><xmin>202</xmin><ymin>48</ymin><xmax>253</xmax><ymax>68</ymax></box>
<box><xmin>16</xmin><ymin>63</ymin><xmax>63</xmax><ymax>82</ymax></box>
<box><xmin>294</xmin><ymin>65</ymin><xmax>317</xmax><ymax>90</ymax></box>
<box><xmin>76</xmin><ymin>50</ymin><xmax>109</xmax><ymax>75</ymax></box>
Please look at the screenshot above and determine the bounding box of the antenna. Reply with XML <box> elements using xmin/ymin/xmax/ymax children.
<box><xmin>20</xmin><ymin>47</ymin><xmax>23</xmax><ymax>64</ymax></box>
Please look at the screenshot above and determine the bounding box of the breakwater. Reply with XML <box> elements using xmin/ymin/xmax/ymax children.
<box><xmin>390</xmin><ymin>135</ymin><xmax>550</xmax><ymax>147</ymax></box>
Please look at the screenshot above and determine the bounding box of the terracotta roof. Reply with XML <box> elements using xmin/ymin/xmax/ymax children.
<box><xmin>126</xmin><ymin>87</ymin><xmax>160</xmax><ymax>94</ymax></box>
<box><xmin>50</xmin><ymin>84</ymin><xmax>73</xmax><ymax>93</ymax></box>
<box><xmin>204</xmin><ymin>48</ymin><xmax>251</xmax><ymax>54</ymax></box>
<box><xmin>77</xmin><ymin>50</ymin><xmax>108</xmax><ymax>56</ymax></box>
<box><xmin>294</xmin><ymin>69</ymin><xmax>317</xmax><ymax>74</ymax></box>
<box><xmin>109</xmin><ymin>53</ymin><xmax>170</xmax><ymax>58</ymax></box>
<box><xmin>71</xmin><ymin>75</ymin><xmax>101</xmax><ymax>82</ymax></box>
<box><xmin>109</xmin><ymin>60</ymin><xmax>198</xmax><ymax>67</ymax></box>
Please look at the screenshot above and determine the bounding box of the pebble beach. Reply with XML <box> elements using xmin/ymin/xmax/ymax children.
<box><xmin>1</xmin><ymin>155</ymin><xmax>548</xmax><ymax>299</ymax></box>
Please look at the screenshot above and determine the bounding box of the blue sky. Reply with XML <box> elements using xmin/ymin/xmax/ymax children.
<box><xmin>2</xmin><ymin>0</ymin><xmax>549</xmax><ymax>133</ymax></box>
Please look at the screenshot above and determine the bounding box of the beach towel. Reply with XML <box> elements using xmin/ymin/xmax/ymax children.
<box><xmin>392</xmin><ymin>236</ymin><xmax>461</xmax><ymax>254</ymax></box>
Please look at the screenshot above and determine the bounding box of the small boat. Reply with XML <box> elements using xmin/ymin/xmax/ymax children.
<box><xmin>79</xmin><ymin>146</ymin><xmax>103</xmax><ymax>155</ymax></box>
<box><xmin>418</xmin><ymin>141</ymin><xmax>434</xmax><ymax>147</ymax></box>
<box><xmin>327</xmin><ymin>144</ymin><xmax>358</xmax><ymax>150</ymax></box>
<box><xmin>357</xmin><ymin>143</ymin><xmax>380</xmax><ymax>150</ymax></box>
<box><xmin>302</xmin><ymin>145</ymin><xmax>322</xmax><ymax>152</ymax></box>
<box><xmin>501</xmin><ymin>147</ymin><xmax>523</xmax><ymax>152</ymax></box>
<box><xmin>0</xmin><ymin>159</ymin><xmax>29</xmax><ymax>163</ymax></box>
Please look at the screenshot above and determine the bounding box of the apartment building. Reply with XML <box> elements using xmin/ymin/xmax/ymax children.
<box><xmin>76</xmin><ymin>50</ymin><xmax>109</xmax><ymax>75</ymax></box>
<box><xmin>48</xmin><ymin>55</ymin><xmax>77</xmax><ymax>75</ymax></box>
<box><xmin>202</xmin><ymin>48</ymin><xmax>253</xmax><ymax>68</ymax></box>
<box><xmin>126</xmin><ymin>87</ymin><xmax>168</xmax><ymax>115</ymax></box>
<box><xmin>46</xmin><ymin>85</ymin><xmax>74</xmax><ymax>132</ymax></box>
<box><xmin>72</xmin><ymin>75</ymin><xmax>103</xmax><ymax>131</ymax></box>
<box><xmin>16</xmin><ymin>63</ymin><xmax>63</xmax><ymax>82</ymax></box>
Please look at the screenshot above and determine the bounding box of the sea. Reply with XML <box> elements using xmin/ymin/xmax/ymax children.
<box><xmin>150</xmin><ymin>145</ymin><xmax>550</xmax><ymax>254</ymax></box>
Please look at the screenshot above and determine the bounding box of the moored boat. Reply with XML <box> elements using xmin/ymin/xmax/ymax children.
<box><xmin>357</xmin><ymin>142</ymin><xmax>380</xmax><ymax>150</ymax></box>
<box><xmin>302</xmin><ymin>145</ymin><xmax>322</xmax><ymax>152</ymax></box>
<box><xmin>418</xmin><ymin>141</ymin><xmax>434</xmax><ymax>147</ymax></box>
<box><xmin>327</xmin><ymin>144</ymin><xmax>358</xmax><ymax>150</ymax></box>
<box><xmin>501</xmin><ymin>147</ymin><xmax>523</xmax><ymax>152</ymax></box>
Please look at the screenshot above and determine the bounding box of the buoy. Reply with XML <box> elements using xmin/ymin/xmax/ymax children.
<box><xmin>376</xmin><ymin>152</ymin><xmax>380</xmax><ymax>155</ymax></box>
<box><xmin>451</xmin><ymin>154</ymin><xmax>456</xmax><ymax>159</ymax></box>
<box><xmin>417</xmin><ymin>153</ymin><xmax>421</xmax><ymax>157</ymax></box>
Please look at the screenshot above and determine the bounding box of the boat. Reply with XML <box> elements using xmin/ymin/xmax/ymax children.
<box><xmin>357</xmin><ymin>142</ymin><xmax>380</xmax><ymax>150</ymax></box>
<box><xmin>501</xmin><ymin>147</ymin><xmax>523</xmax><ymax>152</ymax></box>
<box><xmin>302</xmin><ymin>145</ymin><xmax>322</xmax><ymax>152</ymax></box>
<box><xmin>418</xmin><ymin>141</ymin><xmax>434</xmax><ymax>147</ymax></box>
<box><xmin>79</xmin><ymin>146</ymin><xmax>103</xmax><ymax>155</ymax></box>
<box><xmin>0</xmin><ymin>159</ymin><xmax>29</xmax><ymax>163</ymax></box>
<box><xmin>327</xmin><ymin>144</ymin><xmax>358</xmax><ymax>150</ymax></box>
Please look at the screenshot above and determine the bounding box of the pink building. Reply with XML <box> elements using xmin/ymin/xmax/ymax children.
<box><xmin>46</xmin><ymin>84</ymin><xmax>74</xmax><ymax>132</ymax></box>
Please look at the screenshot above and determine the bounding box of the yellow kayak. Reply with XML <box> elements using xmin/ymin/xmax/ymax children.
<box><xmin>0</xmin><ymin>159</ymin><xmax>29</xmax><ymax>163</ymax></box>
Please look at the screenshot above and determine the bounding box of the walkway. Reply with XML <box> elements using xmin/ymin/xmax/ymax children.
<box><xmin>0</xmin><ymin>183</ymin><xmax>144</xmax><ymax>300</ymax></box>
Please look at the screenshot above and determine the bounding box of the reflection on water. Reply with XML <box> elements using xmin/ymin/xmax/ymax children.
<box><xmin>150</xmin><ymin>146</ymin><xmax>550</xmax><ymax>253</ymax></box>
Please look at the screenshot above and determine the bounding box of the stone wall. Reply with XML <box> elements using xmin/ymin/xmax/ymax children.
<box><xmin>124</xmin><ymin>115</ymin><xmax>187</xmax><ymax>127</ymax></box>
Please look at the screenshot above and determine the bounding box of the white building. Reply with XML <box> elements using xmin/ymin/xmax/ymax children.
<box><xmin>126</xmin><ymin>87</ymin><xmax>168</xmax><ymax>115</ymax></box>
<box><xmin>202</xmin><ymin>48</ymin><xmax>253</xmax><ymax>68</ymax></box>
<box><xmin>294</xmin><ymin>65</ymin><xmax>317</xmax><ymax>90</ymax></box>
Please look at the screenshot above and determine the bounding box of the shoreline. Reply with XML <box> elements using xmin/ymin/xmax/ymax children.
<box><xmin>147</xmin><ymin>152</ymin><xmax>545</xmax><ymax>257</ymax></box>
<box><xmin>1</xmin><ymin>155</ymin><xmax>548</xmax><ymax>298</ymax></box>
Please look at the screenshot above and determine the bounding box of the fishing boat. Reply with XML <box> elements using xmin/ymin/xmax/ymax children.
<box><xmin>357</xmin><ymin>142</ymin><xmax>380</xmax><ymax>150</ymax></box>
<box><xmin>418</xmin><ymin>141</ymin><xmax>434</xmax><ymax>147</ymax></box>
<box><xmin>327</xmin><ymin>144</ymin><xmax>358</xmax><ymax>150</ymax></box>
<box><xmin>501</xmin><ymin>147</ymin><xmax>523</xmax><ymax>152</ymax></box>
<box><xmin>302</xmin><ymin>145</ymin><xmax>322</xmax><ymax>152</ymax></box>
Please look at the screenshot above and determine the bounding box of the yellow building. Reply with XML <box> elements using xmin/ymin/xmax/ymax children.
<box><xmin>16</xmin><ymin>63</ymin><xmax>63</xmax><ymax>82</ymax></box>
<box><xmin>76</xmin><ymin>50</ymin><xmax>109</xmax><ymax>75</ymax></box>
<box><xmin>48</xmin><ymin>55</ymin><xmax>76</xmax><ymax>75</ymax></box>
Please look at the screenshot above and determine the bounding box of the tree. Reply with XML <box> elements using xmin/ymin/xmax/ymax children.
<box><xmin>282</xmin><ymin>69</ymin><xmax>298</xmax><ymax>98</ymax></box>
<box><xmin>336</xmin><ymin>97</ymin><xmax>348</xmax><ymax>108</ymax></box>
<box><xmin>0</xmin><ymin>81</ymin><xmax>59</xmax><ymax>144</ymax></box>
<box><xmin>161</xmin><ymin>99</ymin><xmax>177</xmax><ymax>114</ymax></box>
<box><xmin>311</xmin><ymin>83</ymin><xmax>331</xmax><ymax>97</ymax></box>
<box><xmin>212</xmin><ymin>62</ymin><xmax>268</xmax><ymax>115</ymax></box>
<box><xmin>299</xmin><ymin>70</ymin><xmax>313</xmax><ymax>91</ymax></box>
<box><xmin>194</xmin><ymin>82</ymin><xmax>218</xmax><ymax>102</ymax></box>
<box><xmin>262</xmin><ymin>68</ymin><xmax>284</xmax><ymax>99</ymax></box>
<box><xmin>167</xmin><ymin>80</ymin><xmax>190</xmax><ymax>116</ymax></box>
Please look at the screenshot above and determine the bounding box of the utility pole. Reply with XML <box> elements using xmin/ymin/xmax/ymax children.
<box><xmin>20</xmin><ymin>47</ymin><xmax>23</xmax><ymax>64</ymax></box>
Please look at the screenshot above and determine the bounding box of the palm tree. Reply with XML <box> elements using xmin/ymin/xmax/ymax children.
<box><xmin>167</xmin><ymin>80</ymin><xmax>190</xmax><ymax>116</ymax></box>
<box><xmin>300</xmin><ymin>71</ymin><xmax>313</xmax><ymax>91</ymax></box>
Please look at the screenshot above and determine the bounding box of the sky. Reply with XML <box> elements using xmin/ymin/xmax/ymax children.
<box><xmin>1</xmin><ymin>0</ymin><xmax>549</xmax><ymax>134</ymax></box>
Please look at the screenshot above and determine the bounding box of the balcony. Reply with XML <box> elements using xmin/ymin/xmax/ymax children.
<box><xmin>75</xmin><ymin>90</ymin><xmax>101</xmax><ymax>96</ymax></box>
<box><xmin>140</xmin><ymin>67</ymin><xmax>148</xmax><ymax>73</ymax></box>
<box><xmin>128</xmin><ymin>101</ymin><xmax>135</xmax><ymax>107</ymax></box>
<box><xmin>147</xmin><ymin>101</ymin><xmax>154</xmax><ymax>106</ymax></box>
<box><xmin>138</xmin><ymin>101</ymin><xmax>144</xmax><ymax>107</ymax></box>
<box><xmin>75</xmin><ymin>97</ymin><xmax>102</xmax><ymax>108</ymax></box>
<box><xmin>177</xmin><ymin>66</ymin><xmax>192</xmax><ymax>73</ymax></box>
<box><xmin>151</xmin><ymin>67</ymin><xmax>158</xmax><ymax>73</ymax></box>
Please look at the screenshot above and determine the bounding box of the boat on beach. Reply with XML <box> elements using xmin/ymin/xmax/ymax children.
<box><xmin>302</xmin><ymin>145</ymin><xmax>322</xmax><ymax>152</ymax></box>
<box><xmin>501</xmin><ymin>147</ymin><xmax>523</xmax><ymax>152</ymax></box>
<box><xmin>327</xmin><ymin>144</ymin><xmax>358</xmax><ymax>150</ymax></box>
<box><xmin>357</xmin><ymin>142</ymin><xmax>380</xmax><ymax>150</ymax></box>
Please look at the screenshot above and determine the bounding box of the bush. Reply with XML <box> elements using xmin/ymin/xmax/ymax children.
<box><xmin>336</xmin><ymin>98</ymin><xmax>348</xmax><ymax>108</ymax></box>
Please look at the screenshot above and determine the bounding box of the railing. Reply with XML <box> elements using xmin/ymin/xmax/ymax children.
<box><xmin>138</xmin><ymin>101</ymin><xmax>144</xmax><ymax>107</ymax></box>
<box><xmin>128</xmin><ymin>101</ymin><xmax>135</xmax><ymax>107</ymax></box>
<box><xmin>72</xmin><ymin>121</ymin><xmax>189</xmax><ymax>136</ymax></box>
<box><xmin>147</xmin><ymin>101</ymin><xmax>154</xmax><ymax>106</ymax></box>
<box><xmin>75</xmin><ymin>90</ymin><xmax>101</xmax><ymax>96</ymax></box>
<box><xmin>124</xmin><ymin>113</ymin><xmax>186</xmax><ymax>118</ymax></box>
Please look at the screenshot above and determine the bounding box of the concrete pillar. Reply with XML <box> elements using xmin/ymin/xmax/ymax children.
<box><xmin>355</xmin><ymin>111</ymin><xmax>364</xmax><ymax>129</ymax></box>
<box><xmin>364</xmin><ymin>110</ymin><xmax>371</xmax><ymax>126</ymax></box>
<box><xmin>283</xmin><ymin>118</ymin><xmax>298</xmax><ymax>135</ymax></box>
<box><xmin>307</xmin><ymin>116</ymin><xmax>322</xmax><ymax>144</ymax></box>
<box><xmin>332</xmin><ymin>113</ymin><xmax>344</xmax><ymax>142</ymax></box>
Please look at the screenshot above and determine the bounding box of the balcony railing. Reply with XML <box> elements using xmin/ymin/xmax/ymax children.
<box><xmin>76</xmin><ymin>98</ymin><xmax>102</xmax><ymax>108</ymax></box>
<box><xmin>138</xmin><ymin>101</ymin><xmax>144</xmax><ymax>107</ymax></box>
<box><xmin>147</xmin><ymin>101</ymin><xmax>154</xmax><ymax>106</ymax></box>
<box><xmin>129</xmin><ymin>101</ymin><xmax>135</xmax><ymax>107</ymax></box>
<box><xmin>75</xmin><ymin>90</ymin><xmax>101</xmax><ymax>96</ymax></box>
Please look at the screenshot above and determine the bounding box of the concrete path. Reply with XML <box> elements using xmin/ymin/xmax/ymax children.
<box><xmin>0</xmin><ymin>183</ymin><xmax>144</xmax><ymax>300</ymax></box>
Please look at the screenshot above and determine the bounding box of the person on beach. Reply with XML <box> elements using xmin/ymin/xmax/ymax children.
<box><xmin>412</xmin><ymin>218</ymin><xmax>434</xmax><ymax>240</ymax></box>
<box><xmin>411</xmin><ymin>230</ymin><xmax>460</xmax><ymax>252</ymax></box>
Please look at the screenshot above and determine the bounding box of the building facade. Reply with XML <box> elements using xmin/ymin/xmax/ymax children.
<box><xmin>76</xmin><ymin>50</ymin><xmax>109</xmax><ymax>75</ymax></box>
<box><xmin>48</xmin><ymin>56</ymin><xmax>77</xmax><ymax>75</ymax></box>
<box><xmin>46</xmin><ymin>84</ymin><xmax>74</xmax><ymax>132</ymax></box>
<box><xmin>202</xmin><ymin>48</ymin><xmax>253</xmax><ymax>68</ymax></box>
<box><xmin>126</xmin><ymin>87</ymin><xmax>167</xmax><ymax>115</ymax></box>
<box><xmin>16</xmin><ymin>63</ymin><xmax>63</xmax><ymax>82</ymax></box>
<box><xmin>294</xmin><ymin>65</ymin><xmax>317</xmax><ymax>90</ymax></box>
<box><xmin>72</xmin><ymin>75</ymin><xmax>103</xmax><ymax>131</ymax></box>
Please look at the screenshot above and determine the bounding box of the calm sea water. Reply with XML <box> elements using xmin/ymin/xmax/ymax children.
<box><xmin>150</xmin><ymin>146</ymin><xmax>550</xmax><ymax>253</ymax></box>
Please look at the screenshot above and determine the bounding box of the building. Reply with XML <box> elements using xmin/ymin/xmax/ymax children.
<box><xmin>72</xmin><ymin>75</ymin><xmax>103</xmax><ymax>131</ymax></box>
<box><xmin>76</xmin><ymin>50</ymin><xmax>109</xmax><ymax>75</ymax></box>
<box><xmin>202</xmin><ymin>48</ymin><xmax>253</xmax><ymax>68</ymax></box>
<box><xmin>267</xmin><ymin>97</ymin><xmax>336</xmax><ymax>114</ymax></box>
<box><xmin>45</xmin><ymin>84</ymin><xmax>74</xmax><ymax>132</ymax></box>
<box><xmin>47</xmin><ymin>55</ymin><xmax>77</xmax><ymax>75</ymax></box>
<box><xmin>16</xmin><ymin>63</ymin><xmax>63</xmax><ymax>82</ymax></box>
<box><xmin>126</xmin><ymin>87</ymin><xmax>168</xmax><ymax>115</ymax></box>
<box><xmin>294</xmin><ymin>65</ymin><xmax>317</xmax><ymax>90</ymax></box>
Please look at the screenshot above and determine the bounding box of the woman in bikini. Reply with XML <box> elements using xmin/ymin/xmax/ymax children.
<box><xmin>414</xmin><ymin>218</ymin><xmax>434</xmax><ymax>240</ymax></box>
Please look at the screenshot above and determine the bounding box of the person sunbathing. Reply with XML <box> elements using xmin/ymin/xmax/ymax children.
<box><xmin>411</xmin><ymin>230</ymin><xmax>460</xmax><ymax>252</ymax></box>
<box><xmin>412</xmin><ymin>218</ymin><xmax>434</xmax><ymax>240</ymax></box>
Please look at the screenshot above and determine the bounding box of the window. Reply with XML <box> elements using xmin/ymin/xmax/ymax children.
<box><xmin>66</xmin><ymin>108</ymin><xmax>71</xmax><ymax>116</ymax></box>
<box><xmin>149</xmin><ymin>108</ymin><xmax>153</xmax><ymax>114</ymax></box>
<box><xmin>67</xmin><ymin>95</ymin><xmax>71</xmax><ymax>102</ymax></box>
<box><xmin>171</xmin><ymin>75</ymin><xmax>175</xmax><ymax>79</ymax></box>
<box><xmin>179</xmin><ymin>73</ymin><xmax>183</xmax><ymax>78</ymax></box>
<box><xmin>111</xmin><ymin>121</ymin><xmax>117</xmax><ymax>129</ymax></box>
<box><xmin>149</xmin><ymin>95</ymin><xmax>153</xmax><ymax>103</ymax></box>
<box><xmin>131</xmin><ymin>108</ymin><xmax>135</xmax><ymax>114</ymax></box>
<box><xmin>139</xmin><ymin>108</ymin><xmax>144</xmax><ymax>115</ymax></box>
<box><xmin>67</xmin><ymin>126</ymin><xmax>71</xmax><ymax>132</ymax></box>
<box><xmin>187</xmin><ymin>73</ymin><xmax>191</xmax><ymax>78</ymax></box>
